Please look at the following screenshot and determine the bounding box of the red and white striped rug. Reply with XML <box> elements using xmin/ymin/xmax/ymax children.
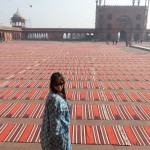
<box><xmin>1</xmin><ymin>90</ymin><xmax>149</xmax><ymax>102</ymax></box>
<box><xmin>0</xmin><ymin>80</ymin><xmax>149</xmax><ymax>89</ymax></box>
<box><xmin>1</xmin><ymin>103</ymin><xmax>149</xmax><ymax>120</ymax></box>
<box><xmin>0</xmin><ymin>124</ymin><xmax>149</xmax><ymax>145</ymax></box>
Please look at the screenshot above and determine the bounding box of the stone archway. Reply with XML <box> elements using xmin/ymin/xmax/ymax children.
<box><xmin>114</xmin><ymin>15</ymin><xmax>132</xmax><ymax>41</ymax></box>
<box><xmin>120</xmin><ymin>30</ymin><xmax>126</xmax><ymax>41</ymax></box>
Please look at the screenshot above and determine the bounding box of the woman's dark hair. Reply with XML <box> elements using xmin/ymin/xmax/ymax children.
<box><xmin>50</xmin><ymin>72</ymin><xmax>66</xmax><ymax>99</ymax></box>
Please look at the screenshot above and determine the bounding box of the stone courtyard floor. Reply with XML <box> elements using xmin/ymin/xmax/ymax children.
<box><xmin>0</xmin><ymin>41</ymin><xmax>150</xmax><ymax>150</ymax></box>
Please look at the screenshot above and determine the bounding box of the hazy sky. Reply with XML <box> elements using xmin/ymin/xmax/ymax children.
<box><xmin>0</xmin><ymin>0</ymin><xmax>150</xmax><ymax>28</ymax></box>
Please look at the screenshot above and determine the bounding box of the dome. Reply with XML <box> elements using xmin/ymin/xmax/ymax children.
<box><xmin>13</xmin><ymin>10</ymin><xmax>24</xmax><ymax>19</ymax></box>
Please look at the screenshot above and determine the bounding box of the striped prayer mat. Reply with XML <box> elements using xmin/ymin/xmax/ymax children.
<box><xmin>0</xmin><ymin>124</ymin><xmax>149</xmax><ymax>145</ymax></box>
<box><xmin>0</xmin><ymin>73</ymin><xmax>149</xmax><ymax>81</ymax></box>
<box><xmin>0</xmin><ymin>80</ymin><xmax>149</xmax><ymax>90</ymax></box>
<box><xmin>1</xmin><ymin>103</ymin><xmax>149</xmax><ymax>120</ymax></box>
<box><xmin>0</xmin><ymin>89</ymin><xmax>149</xmax><ymax>102</ymax></box>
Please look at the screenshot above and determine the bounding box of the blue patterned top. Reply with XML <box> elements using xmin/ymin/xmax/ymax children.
<box><xmin>40</xmin><ymin>91</ymin><xmax>72</xmax><ymax>150</ymax></box>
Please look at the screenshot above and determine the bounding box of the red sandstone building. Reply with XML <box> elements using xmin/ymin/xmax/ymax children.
<box><xmin>0</xmin><ymin>0</ymin><xmax>150</xmax><ymax>42</ymax></box>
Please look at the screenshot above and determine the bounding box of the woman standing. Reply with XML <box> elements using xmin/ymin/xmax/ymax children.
<box><xmin>40</xmin><ymin>72</ymin><xmax>72</xmax><ymax>150</ymax></box>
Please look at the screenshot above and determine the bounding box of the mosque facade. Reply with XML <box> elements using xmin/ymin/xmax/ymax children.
<box><xmin>95</xmin><ymin>1</ymin><xmax>148</xmax><ymax>41</ymax></box>
<box><xmin>0</xmin><ymin>0</ymin><xmax>150</xmax><ymax>42</ymax></box>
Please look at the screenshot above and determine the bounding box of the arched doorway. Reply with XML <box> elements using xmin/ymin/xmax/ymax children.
<box><xmin>120</xmin><ymin>30</ymin><xmax>126</xmax><ymax>41</ymax></box>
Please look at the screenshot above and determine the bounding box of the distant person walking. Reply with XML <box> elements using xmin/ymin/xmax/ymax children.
<box><xmin>115</xmin><ymin>39</ymin><xmax>118</xmax><ymax>44</ymax></box>
<box><xmin>40</xmin><ymin>72</ymin><xmax>72</xmax><ymax>150</ymax></box>
<box><xmin>125</xmin><ymin>40</ymin><xmax>129</xmax><ymax>47</ymax></box>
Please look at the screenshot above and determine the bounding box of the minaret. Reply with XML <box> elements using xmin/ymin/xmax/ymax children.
<box><xmin>133</xmin><ymin>0</ymin><xmax>135</xmax><ymax>6</ymax></box>
<box><xmin>104</xmin><ymin>0</ymin><xmax>106</xmax><ymax>5</ymax></box>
